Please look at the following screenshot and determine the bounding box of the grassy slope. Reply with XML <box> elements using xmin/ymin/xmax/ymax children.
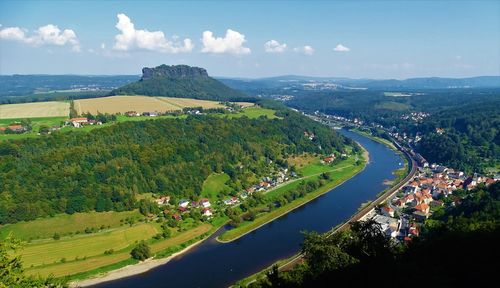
<box><xmin>201</xmin><ymin>173</ymin><xmax>231</xmax><ymax>201</ymax></box>
<box><xmin>218</xmin><ymin>155</ymin><xmax>365</xmax><ymax>242</ymax></box>
<box><xmin>21</xmin><ymin>224</ymin><xmax>158</xmax><ymax>268</ymax></box>
<box><xmin>226</xmin><ymin>107</ymin><xmax>277</xmax><ymax>119</ymax></box>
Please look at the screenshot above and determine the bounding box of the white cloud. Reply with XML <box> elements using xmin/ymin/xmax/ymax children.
<box><xmin>201</xmin><ymin>29</ymin><xmax>251</xmax><ymax>55</ymax></box>
<box><xmin>113</xmin><ymin>13</ymin><xmax>193</xmax><ymax>53</ymax></box>
<box><xmin>264</xmin><ymin>40</ymin><xmax>287</xmax><ymax>53</ymax></box>
<box><xmin>294</xmin><ymin>45</ymin><xmax>314</xmax><ymax>55</ymax></box>
<box><xmin>333</xmin><ymin>44</ymin><xmax>350</xmax><ymax>52</ymax></box>
<box><xmin>0</xmin><ymin>24</ymin><xmax>80</xmax><ymax>51</ymax></box>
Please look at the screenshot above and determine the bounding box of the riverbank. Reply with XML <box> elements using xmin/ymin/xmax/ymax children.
<box><xmin>232</xmin><ymin>130</ymin><xmax>414</xmax><ymax>287</ymax></box>
<box><xmin>70</xmin><ymin>232</ymin><xmax>210</xmax><ymax>287</ymax></box>
<box><xmin>217</xmin><ymin>149</ymin><xmax>369</xmax><ymax>243</ymax></box>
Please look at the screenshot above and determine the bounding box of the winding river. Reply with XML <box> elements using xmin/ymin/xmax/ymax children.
<box><xmin>95</xmin><ymin>129</ymin><xmax>403</xmax><ymax>288</ymax></box>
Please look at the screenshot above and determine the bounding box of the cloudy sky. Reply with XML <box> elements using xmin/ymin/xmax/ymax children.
<box><xmin>0</xmin><ymin>0</ymin><xmax>499</xmax><ymax>78</ymax></box>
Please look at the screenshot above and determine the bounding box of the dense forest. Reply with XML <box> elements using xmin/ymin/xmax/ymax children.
<box><xmin>285</xmin><ymin>89</ymin><xmax>500</xmax><ymax>173</ymax></box>
<box><xmin>415</xmin><ymin>101</ymin><xmax>500</xmax><ymax>173</ymax></box>
<box><xmin>251</xmin><ymin>182</ymin><xmax>500</xmax><ymax>287</ymax></box>
<box><xmin>0</xmin><ymin>110</ymin><xmax>351</xmax><ymax>224</ymax></box>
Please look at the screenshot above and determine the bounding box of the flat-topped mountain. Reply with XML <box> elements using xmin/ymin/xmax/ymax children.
<box><xmin>141</xmin><ymin>64</ymin><xmax>208</xmax><ymax>79</ymax></box>
<box><xmin>110</xmin><ymin>64</ymin><xmax>249</xmax><ymax>101</ymax></box>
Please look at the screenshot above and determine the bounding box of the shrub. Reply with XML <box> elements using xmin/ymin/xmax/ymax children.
<box><xmin>130</xmin><ymin>241</ymin><xmax>151</xmax><ymax>261</ymax></box>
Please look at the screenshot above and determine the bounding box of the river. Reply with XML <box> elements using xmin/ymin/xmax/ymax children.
<box><xmin>94</xmin><ymin>129</ymin><xmax>403</xmax><ymax>288</ymax></box>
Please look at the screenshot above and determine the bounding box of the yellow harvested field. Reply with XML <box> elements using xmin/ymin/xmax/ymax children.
<box><xmin>74</xmin><ymin>96</ymin><xmax>179</xmax><ymax>115</ymax></box>
<box><xmin>235</xmin><ymin>102</ymin><xmax>255</xmax><ymax>108</ymax></box>
<box><xmin>0</xmin><ymin>101</ymin><xmax>69</xmax><ymax>119</ymax></box>
<box><xmin>74</xmin><ymin>95</ymin><xmax>226</xmax><ymax>115</ymax></box>
<box><xmin>157</xmin><ymin>97</ymin><xmax>225</xmax><ymax>109</ymax></box>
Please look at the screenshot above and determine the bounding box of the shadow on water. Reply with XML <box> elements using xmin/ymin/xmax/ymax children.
<box><xmin>94</xmin><ymin>129</ymin><xmax>402</xmax><ymax>288</ymax></box>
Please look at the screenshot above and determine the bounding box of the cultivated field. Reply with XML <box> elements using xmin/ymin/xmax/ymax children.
<box><xmin>157</xmin><ymin>97</ymin><xmax>225</xmax><ymax>109</ymax></box>
<box><xmin>0</xmin><ymin>210</ymin><xmax>142</xmax><ymax>241</ymax></box>
<box><xmin>0</xmin><ymin>101</ymin><xmax>69</xmax><ymax>119</ymax></box>
<box><xmin>20</xmin><ymin>224</ymin><xmax>158</xmax><ymax>268</ymax></box>
<box><xmin>74</xmin><ymin>95</ymin><xmax>226</xmax><ymax>115</ymax></box>
<box><xmin>235</xmin><ymin>102</ymin><xmax>255</xmax><ymax>108</ymax></box>
<box><xmin>25</xmin><ymin>223</ymin><xmax>212</xmax><ymax>277</ymax></box>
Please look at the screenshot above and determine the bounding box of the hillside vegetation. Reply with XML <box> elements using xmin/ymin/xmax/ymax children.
<box><xmin>0</xmin><ymin>110</ymin><xmax>350</xmax><ymax>224</ymax></box>
<box><xmin>416</xmin><ymin>101</ymin><xmax>500</xmax><ymax>172</ymax></box>
<box><xmin>286</xmin><ymin>89</ymin><xmax>500</xmax><ymax>173</ymax></box>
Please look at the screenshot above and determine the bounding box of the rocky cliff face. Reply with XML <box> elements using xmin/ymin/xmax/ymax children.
<box><xmin>141</xmin><ymin>64</ymin><xmax>209</xmax><ymax>80</ymax></box>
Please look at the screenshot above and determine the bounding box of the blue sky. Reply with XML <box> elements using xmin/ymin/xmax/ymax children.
<box><xmin>0</xmin><ymin>0</ymin><xmax>499</xmax><ymax>78</ymax></box>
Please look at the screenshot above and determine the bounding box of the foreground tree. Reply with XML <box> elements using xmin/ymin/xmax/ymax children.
<box><xmin>0</xmin><ymin>236</ymin><xmax>67</xmax><ymax>288</ymax></box>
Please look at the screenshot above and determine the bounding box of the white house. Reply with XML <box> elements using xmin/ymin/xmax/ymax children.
<box><xmin>200</xmin><ymin>198</ymin><xmax>211</xmax><ymax>208</ymax></box>
<box><xmin>178</xmin><ymin>199</ymin><xmax>190</xmax><ymax>208</ymax></box>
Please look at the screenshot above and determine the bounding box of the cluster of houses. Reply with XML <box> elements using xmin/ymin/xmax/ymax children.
<box><xmin>154</xmin><ymin>167</ymin><xmax>297</xmax><ymax>223</ymax></box>
<box><xmin>66</xmin><ymin>118</ymin><xmax>102</xmax><ymax>128</ymax></box>
<box><xmin>223</xmin><ymin>168</ymin><xmax>295</xmax><ymax>206</ymax></box>
<box><xmin>400</xmin><ymin>111</ymin><xmax>430</xmax><ymax>123</ymax></box>
<box><xmin>365</xmin><ymin>163</ymin><xmax>499</xmax><ymax>242</ymax></box>
<box><xmin>125</xmin><ymin>111</ymin><xmax>161</xmax><ymax>117</ymax></box>
<box><xmin>125</xmin><ymin>109</ymin><xmax>203</xmax><ymax>118</ymax></box>
<box><xmin>155</xmin><ymin>196</ymin><xmax>213</xmax><ymax>222</ymax></box>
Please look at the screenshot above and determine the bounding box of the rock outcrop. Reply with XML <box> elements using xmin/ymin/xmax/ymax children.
<box><xmin>141</xmin><ymin>65</ymin><xmax>208</xmax><ymax>80</ymax></box>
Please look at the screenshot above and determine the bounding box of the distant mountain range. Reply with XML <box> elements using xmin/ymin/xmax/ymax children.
<box><xmin>218</xmin><ymin>75</ymin><xmax>500</xmax><ymax>91</ymax></box>
<box><xmin>110</xmin><ymin>64</ymin><xmax>249</xmax><ymax>101</ymax></box>
<box><xmin>1</xmin><ymin>71</ymin><xmax>498</xmax><ymax>102</ymax></box>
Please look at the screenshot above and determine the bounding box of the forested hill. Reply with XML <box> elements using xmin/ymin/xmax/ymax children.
<box><xmin>110</xmin><ymin>64</ymin><xmax>250</xmax><ymax>101</ymax></box>
<box><xmin>416</xmin><ymin>100</ymin><xmax>500</xmax><ymax>173</ymax></box>
<box><xmin>286</xmin><ymin>89</ymin><xmax>500</xmax><ymax>173</ymax></box>
<box><xmin>0</xmin><ymin>110</ymin><xmax>351</xmax><ymax>224</ymax></box>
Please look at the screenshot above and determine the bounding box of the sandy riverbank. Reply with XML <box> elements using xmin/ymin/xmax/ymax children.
<box><xmin>71</xmin><ymin>237</ymin><xmax>206</xmax><ymax>287</ymax></box>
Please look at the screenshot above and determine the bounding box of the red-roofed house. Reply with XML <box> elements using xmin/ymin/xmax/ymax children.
<box><xmin>414</xmin><ymin>203</ymin><xmax>430</xmax><ymax>214</ymax></box>
<box><xmin>324</xmin><ymin>156</ymin><xmax>335</xmax><ymax>163</ymax></box>
<box><xmin>202</xmin><ymin>208</ymin><xmax>213</xmax><ymax>217</ymax></box>
<box><xmin>382</xmin><ymin>205</ymin><xmax>395</xmax><ymax>217</ymax></box>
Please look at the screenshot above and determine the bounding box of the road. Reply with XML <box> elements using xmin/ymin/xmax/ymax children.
<box><xmin>264</xmin><ymin>133</ymin><xmax>418</xmax><ymax>274</ymax></box>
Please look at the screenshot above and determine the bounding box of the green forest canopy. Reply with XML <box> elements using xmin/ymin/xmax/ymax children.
<box><xmin>0</xmin><ymin>110</ymin><xmax>352</xmax><ymax>224</ymax></box>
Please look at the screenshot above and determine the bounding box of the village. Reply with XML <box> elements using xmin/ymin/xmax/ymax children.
<box><xmin>306</xmin><ymin>111</ymin><xmax>500</xmax><ymax>243</ymax></box>
<box><xmin>151</xmin><ymin>165</ymin><xmax>303</xmax><ymax>224</ymax></box>
<box><xmin>362</xmin><ymin>159</ymin><xmax>499</xmax><ymax>242</ymax></box>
